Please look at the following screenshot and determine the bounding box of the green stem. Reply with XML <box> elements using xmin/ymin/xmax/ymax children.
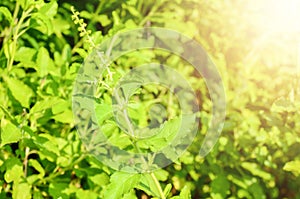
<box><xmin>7</xmin><ymin>5</ymin><xmax>32</xmax><ymax>71</ymax></box>
<box><xmin>91</xmin><ymin>1</ymin><xmax>104</xmax><ymax>25</ymax></box>
<box><xmin>23</xmin><ymin>147</ymin><xmax>30</xmax><ymax>177</ymax></box>
<box><xmin>113</xmin><ymin>90</ymin><xmax>136</xmax><ymax>137</ymax></box>
<box><xmin>12</xmin><ymin>2</ymin><xmax>20</xmax><ymax>22</ymax></box>
<box><xmin>150</xmin><ymin>172</ymin><xmax>166</xmax><ymax>199</ymax></box>
<box><xmin>107</xmin><ymin>57</ymin><xmax>166</xmax><ymax>198</ymax></box>
<box><xmin>70</xmin><ymin>6</ymin><xmax>166</xmax><ymax>195</ymax></box>
<box><xmin>139</xmin><ymin>1</ymin><xmax>164</xmax><ymax>26</ymax></box>
<box><xmin>6</xmin><ymin>2</ymin><xmax>19</xmax><ymax>70</ymax></box>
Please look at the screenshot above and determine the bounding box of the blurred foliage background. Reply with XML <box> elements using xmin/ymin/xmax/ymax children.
<box><xmin>0</xmin><ymin>0</ymin><xmax>300</xmax><ymax>198</ymax></box>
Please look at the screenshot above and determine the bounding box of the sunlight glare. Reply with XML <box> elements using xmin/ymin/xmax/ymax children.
<box><xmin>262</xmin><ymin>0</ymin><xmax>300</xmax><ymax>33</ymax></box>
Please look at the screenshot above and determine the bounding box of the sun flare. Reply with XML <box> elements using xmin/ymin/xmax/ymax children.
<box><xmin>262</xmin><ymin>0</ymin><xmax>300</xmax><ymax>33</ymax></box>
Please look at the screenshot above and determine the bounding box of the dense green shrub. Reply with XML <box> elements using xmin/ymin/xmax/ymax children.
<box><xmin>0</xmin><ymin>0</ymin><xmax>299</xmax><ymax>198</ymax></box>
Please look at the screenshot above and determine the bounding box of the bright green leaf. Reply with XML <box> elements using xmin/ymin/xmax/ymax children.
<box><xmin>36</xmin><ymin>47</ymin><xmax>51</xmax><ymax>77</ymax></box>
<box><xmin>17</xmin><ymin>0</ymin><xmax>34</xmax><ymax>9</ymax></box>
<box><xmin>4</xmin><ymin>158</ymin><xmax>23</xmax><ymax>183</ymax></box>
<box><xmin>241</xmin><ymin>162</ymin><xmax>272</xmax><ymax>181</ymax></box>
<box><xmin>103</xmin><ymin>172</ymin><xmax>140</xmax><ymax>199</ymax></box>
<box><xmin>30</xmin><ymin>13</ymin><xmax>53</xmax><ymax>35</ymax></box>
<box><xmin>179</xmin><ymin>185</ymin><xmax>192</xmax><ymax>199</ymax></box>
<box><xmin>283</xmin><ymin>160</ymin><xmax>300</xmax><ymax>176</ymax></box>
<box><xmin>88</xmin><ymin>173</ymin><xmax>110</xmax><ymax>186</ymax></box>
<box><xmin>97</xmin><ymin>15</ymin><xmax>111</xmax><ymax>26</ymax></box>
<box><xmin>0</xmin><ymin>6</ymin><xmax>13</xmax><ymax>24</ymax></box>
<box><xmin>137</xmin><ymin>173</ymin><xmax>161</xmax><ymax>198</ymax></box>
<box><xmin>76</xmin><ymin>189</ymin><xmax>98</xmax><ymax>199</ymax></box>
<box><xmin>5</xmin><ymin>76</ymin><xmax>34</xmax><ymax>108</ymax></box>
<box><xmin>30</xmin><ymin>97</ymin><xmax>63</xmax><ymax>114</ymax></box>
<box><xmin>39</xmin><ymin>1</ymin><xmax>58</xmax><ymax>18</ymax></box>
<box><xmin>15</xmin><ymin>47</ymin><xmax>37</xmax><ymax>68</ymax></box>
<box><xmin>163</xmin><ymin>183</ymin><xmax>172</xmax><ymax>196</ymax></box>
<box><xmin>122</xmin><ymin>189</ymin><xmax>138</xmax><ymax>199</ymax></box>
<box><xmin>13</xmin><ymin>182</ymin><xmax>31</xmax><ymax>199</ymax></box>
<box><xmin>28</xmin><ymin>159</ymin><xmax>45</xmax><ymax>177</ymax></box>
<box><xmin>0</xmin><ymin>118</ymin><xmax>22</xmax><ymax>146</ymax></box>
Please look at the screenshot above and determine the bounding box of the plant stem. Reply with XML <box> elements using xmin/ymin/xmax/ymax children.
<box><xmin>7</xmin><ymin>6</ymin><xmax>32</xmax><ymax>71</ymax></box>
<box><xmin>150</xmin><ymin>172</ymin><xmax>166</xmax><ymax>199</ymax></box>
<box><xmin>23</xmin><ymin>147</ymin><xmax>30</xmax><ymax>177</ymax></box>
<box><xmin>139</xmin><ymin>1</ymin><xmax>164</xmax><ymax>26</ymax></box>
<box><xmin>72</xmin><ymin>10</ymin><xmax>166</xmax><ymax>196</ymax></box>
<box><xmin>113</xmin><ymin>90</ymin><xmax>136</xmax><ymax>137</ymax></box>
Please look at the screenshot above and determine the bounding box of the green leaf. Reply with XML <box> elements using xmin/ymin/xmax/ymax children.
<box><xmin>3</xmin><ymin>37</ymin><xmax>12</xmax><ymax>61</ymax></box>
<box><xmin>163</xmin><ymin>183</ymin><xmax>172</xmax><ymax>196</ymax></box>
<box><xmin>76</xmin><ymin>189</ymin><xmax>98</xmax><ymax>199</ymax></box>
<box><xmin>32</xmin><ymin>190</ymin><xmax>43</xmax><ymax>199</ymax></box>
<box><xmin>125</xmin><ymin>6</ymin><xmax>141</xmax><ymax>17</ymax></box>
<box><xmin>122</xmin><ymin>189</ymin><xmax>138</xmax><ymax>199</ymax></box>
<box><xmin>137</xmin><ymin>173</ymin><xmax>161</xmax><ymax>198</ymax></box>
<box><xmin>28</xmin><ymin>159</ymin><xmax>45</xmax><ymax>177</ymax></box>
<box><xmin>51</xmin><ymin>99</ymin><xmax>73</xmax><ymax>123</ymax></box>
<box><xmin>4</xmin><ymin>157</ymin><xmax>23</xmax><ymax>183</ymax></box>
<box><xmin>0</xmin><ymin>6</ymin><xmax>13</xmax><ymax>24</ymax></box>
<box><xmin>56</xmin><ymin>156</ymin><xmax>71</xmax><ymax>167</ymax></box>
<box><xmin>116</xmin><ymin>79</ymin><xmax>143</xmax><ymax>101</ymax></box>
<box><xmin>237</xmin><ymin>189</ymin><xmax>252</xmax><ymax>199</ymax></box>
<box><xmin>17</xmin><ymin>0</ymin><xmax>34</xmax><ymax>10</ymax></box>
<box><xmin>36</xmin><ymin>134</ymin><xmax>60</xmax><ymax>155</ymax></box>
<box><xmin>52</xmin><ymin>109</ymin><xmax>73</xmax><ymax>124</ymax></box>
<box><xmin>97</xmin><ymin>15</ymin><xmax>111</xmax><ymax>26</ymax></box>
<box><xmin>36</xmin><ymin>47</ymin><xmax>52</xmax><ymax>77</ymax></box>
<box><xmin>0</xmin><ymin>118</ymin><xmax>22</xmax><ymax>146</ymax></box>
<box><xmin>103</xmin><ymin>172</ymin><xmax>140</xmax><ymax>199</ymax></box>
<box><xmin>271</xmin><ymin>97</ymin><xmax>296</xmax><ymax>113</ymax></box>
<box><xmin>248</xmin><ymin>181</ymin><xmax>266</xmax><ymax>199</ymax></box>
<box><xmin>283</xmin><ymin>160</ymin><xmax>300</xmax><ymax>176</ymax></box>
<box><xmin>153</xmin><ymin>169</ymin><xmax>169</xmax><ymax>181</ymax></box>
<box><xmin>73</xmin><ymin>48</ymin><xmax>88</xmax><ymax>58</ymax></box>
<box><xmin>26</xmin><ymin>174</ymin><xmax>40</xmax><ymax>185</ymax></box>
<box><xmin>52</xmin><ymin>17</ymin><xmax>71</xmax><ymax>37</ymax></box>
<box><xmin>30</xmin><ymin>97</ymin><xmax>63</xmax><ymax>114</ymax></box>
<box><xmin>136</xmin><ymin>117</ymin><xmax>182</xmax><ymax>152</ymax></box>
<box><xmin>12</xmin><ymin>182</ymin><xmax>31</xmax><ymax>199</ymax></box>
<box><xmin>211</xmin><ymin>175</ymin><xmax>230</xmax><ymax>199</ymax></box>
<box><xmin>39</xmin><ymin>1</ymin><xmax>58</xmax><ymax>18</ymax></box>
<box><xmin>51</xmin><ymin>99</ymin><xmax>70</xmax><ymax>114</ymax></box>
<box><xmin>15</xmin><ymin>47</ymin><xmax>37</xmax><ymax>68</ymax></box>
<box><xmin>241</xmin><ymin>162</ymin><xmax>272</xmax><ymax>181</ymax></box>
<box><xmin>5</xmin><ymin>76</ymin><xmax>34</xmax><ymax>108</ymax></box>
<box><xmin>61</xmin><ymin>44</ymin><xmax>72</xmax><ymax>64</ymax></box>
<box><xmin>0</xmin><ymin>105</ymin><xmax>20</xmax><ymax>127</ymax></box>
<box><xmin>170</xmin><ymin>185</ymin><xmax>191</xmax><ymax>199</ymax></box>
<box><xmin>88</xmin><ymin>173</ymin><xmax>110</xmax><ymax>186</ymax></box>
<box><xmin>49</xmin><ymin>182</ymin><xmax>69</xmax><ymax>199</ymax></box>
<box><xmin>95</xmin><ymin>103</ymin><xmax>113</xmax><ymax>124</ymax></box>
<box><xmin>180</xmin><ymin>185</ymin><xmax>192</xmax><ymax>199</ymax></box>
<box><xmin>30</xmin><ymin>13</ymin><xmax>53</xmax><ymax>35</ymax></box>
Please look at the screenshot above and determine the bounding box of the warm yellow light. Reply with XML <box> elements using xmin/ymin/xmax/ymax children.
<box><xmin>262</xmin><ymin>0</ymin><xmax>300</xmax><ymax>33</ymax></box>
